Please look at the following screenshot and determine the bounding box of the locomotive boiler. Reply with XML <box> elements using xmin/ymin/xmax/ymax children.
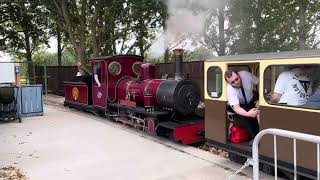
<box><xmin>117</xmin><ymin>49</ymin><xmax>200</xmax><ymax>115</ymax></box>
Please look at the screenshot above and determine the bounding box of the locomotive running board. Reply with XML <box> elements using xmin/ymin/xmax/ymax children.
<box><xmin>108</xmin><ymin>103</ymin><xmax>169</xmax><ymax>118</ymax></box>
<box><xmin>64</xmin><ymin>101</ymin><xmax>96</xmax><ymax>113</ymax></box>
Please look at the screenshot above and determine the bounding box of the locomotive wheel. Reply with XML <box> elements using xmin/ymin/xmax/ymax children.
<box><xmin>261</xmin><ymin>163</ymin><xmax>274</xmax><ymax>175</ymax></box>
<box><xmin>169</xmin><ymin>132</ymin><xmax>175</xmax><ymax>142</ymax></box>
<box><xmin>228</xmin><ymin>152</ymin><xmax>247</xmax><ymax>164</ymax></box>
<box><xmin>279</xmin><ymin>169</ymin><xmax>311</xmax><ymax>180</ymax></box>
<box><xmin>146</xmin><ymin>118</ymin><xmax>156</xmax><ymax>135</ymax></box>
<box><xmin>0</xmin><ymin>117</ymin><xmax>16</xmax><ymax>123</ymax></box>
<box><xmin>97</xmin><ymin>110</ymin><xmax>106</xmax><ymax>118</ymax></box>
<box><xmin>228</xmin><ymin>152</ymin><xmax>237</xmax><ymax>162</ymax></box>
<box><xmin>132</xmin><ymin>120</ymin><xmax>139</xmax><ymax>129</ymax></box>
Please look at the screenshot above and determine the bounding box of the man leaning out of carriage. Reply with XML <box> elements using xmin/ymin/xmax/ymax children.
<box><xmin>225</xmin><ymin>70</ymin><xmax>260</xmax><ymax>143</ymax></box>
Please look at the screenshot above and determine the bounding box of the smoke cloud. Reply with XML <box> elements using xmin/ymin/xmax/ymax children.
<box><xmin>148</xmin><ymin>0</ymin><xmax>221</xmax><ymax>58</ymax></box>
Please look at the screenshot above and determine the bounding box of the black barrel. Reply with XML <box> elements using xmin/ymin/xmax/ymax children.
<box><xmin>0</xmin><ymin>86</ymin><xmax>15</xmax><ymax>104</ymax></box>
<box><xmin>156</xmin><ymin>79</ymin><xmax>200</xmax><ymax>115</ymax></box>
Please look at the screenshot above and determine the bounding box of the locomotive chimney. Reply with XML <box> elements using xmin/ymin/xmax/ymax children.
<box><xmin>173</xmin><ymin>49</ymin><xmax>184</xmax><ymax>81</ymax></box>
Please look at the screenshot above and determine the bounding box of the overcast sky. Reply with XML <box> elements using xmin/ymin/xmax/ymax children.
<box><xmin>0</xmin><ymin>51</ymin><xmax>11</xmax><ymax>62</ymax></box>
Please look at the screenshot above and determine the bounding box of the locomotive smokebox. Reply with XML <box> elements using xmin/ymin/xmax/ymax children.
<box><xmin>156</xmin><ymin>49</ymin><xmax>200</xmax><ymax>115</ymax></box>
<box><xmin>173</xmin><ymin>49</ymin><xmax>184</xmax><ymax>81</ymax></box>
<box><xmin>156</xmin><ymin>79</ymin><xmax>200</xmax><ymax>115</ymax></box>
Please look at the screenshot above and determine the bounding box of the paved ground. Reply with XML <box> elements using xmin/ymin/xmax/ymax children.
<box><xmin>0</xmin><ymin>95</ymin><xmax>277</xmax><ymax>180</ymax></box>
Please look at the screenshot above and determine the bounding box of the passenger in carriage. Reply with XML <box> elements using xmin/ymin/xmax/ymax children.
<box><xmin>225</xmin><ymin>70</ymin><xmax>260</xmax><ymax>140</ymax></box>
<box><xmin>302</xmin><ymin>86</ymin><xmax>320</xmax><ymax>109</ymax></box>
<box><xmin>271</xmin><ymin>67</ymin><xmax>313</xmax><ymax>106</ymax></box>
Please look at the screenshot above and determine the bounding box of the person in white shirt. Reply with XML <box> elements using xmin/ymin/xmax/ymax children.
<box><xmin>271</xmin><ymin>68</ymin><xmax>312</xmax><ymax>106</ymax></box>
<box><xmin>225</xmin><ymin>70</ymin><xmax>260</xmax><ymax>139</ymax></box>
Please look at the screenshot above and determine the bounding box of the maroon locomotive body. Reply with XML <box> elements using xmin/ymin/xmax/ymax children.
<box><xmin>64</xmin><ymin>49</ymin><xmax>204</xmax><ymax>145</ymax></box>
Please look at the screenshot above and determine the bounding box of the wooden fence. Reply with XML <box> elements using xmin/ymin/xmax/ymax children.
<box><xmin>35</xmin><ymin>66</ymin><xmax>78</xmax><ymax>96</ymax></box>
<box><xmin>36</xmin><ymin>61</ymin><xmax>204</xmax><ymax>99</ymax></box>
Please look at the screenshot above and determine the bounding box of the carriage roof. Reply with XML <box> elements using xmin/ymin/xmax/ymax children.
<box><xmin>206</xmin><ymin>49</ymin><xmax>320</xmax><ymax>62</ymax></box>
<box><xmin>88</xmin><ymin>54</ymin><xmax>143</xmax><ymax>62</ymax></box>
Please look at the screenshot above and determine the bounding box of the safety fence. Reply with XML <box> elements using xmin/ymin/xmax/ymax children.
<box><xmin>229</xmin><ymin>128</ymin><xmax>320</xmax><ymax>180</ymax></box>
<box><xmin>251</xmin><ymin>128</ymin><xmax>320</xmax><ymax>180</ymax></box>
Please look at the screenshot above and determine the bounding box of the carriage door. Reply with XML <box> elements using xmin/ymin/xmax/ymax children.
<box><xmin>92</xmin><ymin>61</ymin><xmax>107</xmax><ymax>108</ymax></box>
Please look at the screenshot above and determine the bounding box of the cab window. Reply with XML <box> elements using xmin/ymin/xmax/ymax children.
<box><xmin>207</xmin><ymin>66</ymin><xmax>222</xmax><ymax>98</ymax></box>
<box><xmin>132</xmin><ymin>62</ymin><xmax>142</xmax><ymax>75</ymax></box>
<box><xmin>264</xmin><ymin>64</ymin><xmax>320</xmax><ymax>109</ymax></box>
<box><xmin>93</xmin><ymin>63</ymin><xmax>102</xmax><ymax>86</ymax></box>
<box><xmin>108</xmin><ymin>61</ymin><xmax>121</xmax><ymax>76</ymax></box>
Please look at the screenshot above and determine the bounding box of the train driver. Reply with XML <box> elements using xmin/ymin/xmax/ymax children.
<box><xmin>271</xmin><ymin>67</ymin><xmax>312</xmax><ymax>106</ymax></box>
<box><xmin>225</xmin><ymin>70</ymin><xmax>260</xmax><ymax>139</ymax></box>
<box><xmin>94</xmin><ymin>64</ymin><xmax>102</xmax><ymax>87</ymax></box>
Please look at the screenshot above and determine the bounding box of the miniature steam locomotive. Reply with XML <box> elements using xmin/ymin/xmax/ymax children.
<box><xmin>64</xmin><ymin>49</ymin><xmax>204</xmax><ymax>144</ymax></box>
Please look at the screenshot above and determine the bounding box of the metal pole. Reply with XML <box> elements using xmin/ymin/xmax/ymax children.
<box><xmin>33</xmin><ymin>62</ymin><xmax>36</xmax><ymax>85</ymax></box>
<box><xmin>317</xmin><ymin>144</ymin><xmax>320</xmax><ymax>180</ymax></box>
<box><xmin>274</xmin><ymin>135</ymin><xmax>278</xmax><ymax>180</ymax></box>
<box><xmin>252</xmin><ymin>134</ymin><xmax>261</xmax><ymax>180</ymax></box>
<box><xmin>294</xmin><ymin>139</ymin><xmax>297</xmax><ymax>180</ymax></box>
<box><xmin>44</xmin><ymin>65</ymin><xmax>48</xmax><ymax>95</ymax></box>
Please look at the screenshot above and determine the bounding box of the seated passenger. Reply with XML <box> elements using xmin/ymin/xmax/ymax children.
<box><xmin>301</xmin><ymin>86</ymin><xmax>320</xmax><ymax>109</ymax></box>
<box><xmin>94</xmin><ymin>65</ymin><xmax>102</xmax><ymax>87</ymax></box>
<box><xmin>271</xmin><ymin>67</ymin><xmax>312</xmax><ymax>106</ymax></box>
<box><xmin>225</xmin><ymin>70</ymin><xmax>260</xmax><ymax>140</ymax></box>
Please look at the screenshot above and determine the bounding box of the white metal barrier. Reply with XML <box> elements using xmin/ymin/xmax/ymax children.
<box><xmin>228</xmin><ymin>128</ymin><xmax>320</xmax><ymax>180</ymax></box>
<box><xmin>251</xmin><ymin>128</ymin><xmax>320</xmax><ymax>180</ymax></box>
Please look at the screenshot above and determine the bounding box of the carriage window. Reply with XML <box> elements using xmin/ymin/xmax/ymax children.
<box><xmin>108</xmin><ymin>61</ymin><xmax>121</xmax><ymax>76</ymax></box>
<box><xmin>207</xmin><ymin>67</ymin><xmax>222</xmax><ymax>98</ymax></box>
<box><xmin>264</xmin><ymin>64</ymin><xmax>320</xmax><ymax>109</ymax></box>
<box><xmin>132</xmin><ymin>62</ymin><xmax>142</xmax><ymax>75</ymax></box>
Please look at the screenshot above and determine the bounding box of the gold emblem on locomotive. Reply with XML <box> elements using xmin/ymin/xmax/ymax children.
<box><xmin>72</xmin><ymin>87</ymin><xmax>79</xmax><ymax>100</ymax></box>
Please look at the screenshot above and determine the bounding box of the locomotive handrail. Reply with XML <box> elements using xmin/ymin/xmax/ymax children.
<box><xmin>251</xmin><ymin>128</ymin><xmax>320</xmax><ymax>180</ymax></box>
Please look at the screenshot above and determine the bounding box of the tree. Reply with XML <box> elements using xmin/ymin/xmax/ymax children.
<box><xmin>183</xmin><ymin>47</ymin><xmax>215</xmax><ymax>61</ymax></box>
<box><xmin>43</xmin><ymin>0</ymin><xmax>168</xmax><ymax>64</ymax></box>
<box><xmin>32</xmin><ymin>49</ymin><xmax>76</xmax><ymax>66</ymax></box>
<box><xmin>127</xmin><ymin>0</ymin><xmax>168</xmax><ymax>56</ymax></box>
<box><xmin>221</xmin><ymin>0</ymin><xmax>320</xmax><ymax>55</ymax></box>
<box><xmin>32</xmin><ymin>51</ymin><xmax>57</xmax><ymax>66</ymax></box>
<box><xmin>0</xmin><ymin>0</ymin><xmax>50</xmax><ymax>62</ymax></box>
<box><xmin>0</xmin><ymin>0</ymin><xmax>50</xmax><ymax>83</ymax></box>
<box><xmin>196</xmin><ymin>0</ymin><xmax>228</xmax><ymax>56</ymax></box>
<box><xmin>226</xmin><ymin>0</ymin><xmax>257</xmax><ymax>54</ymax></box>
<box><xmin>296</xmin><ymin>0</ymin><xmax>320</xmax><ymax>49</ymax></box>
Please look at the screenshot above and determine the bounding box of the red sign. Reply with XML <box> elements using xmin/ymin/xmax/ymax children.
<box><xmin>119</xmin><ymin>100</ymin><xmax>136</xmax><ymax>107</ymax></box>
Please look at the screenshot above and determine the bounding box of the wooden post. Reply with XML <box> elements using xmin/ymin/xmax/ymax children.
<box><xmin>44</xmin><ymin>65</ymin><xmax>48</xmax><ymax>95</ymax></box>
